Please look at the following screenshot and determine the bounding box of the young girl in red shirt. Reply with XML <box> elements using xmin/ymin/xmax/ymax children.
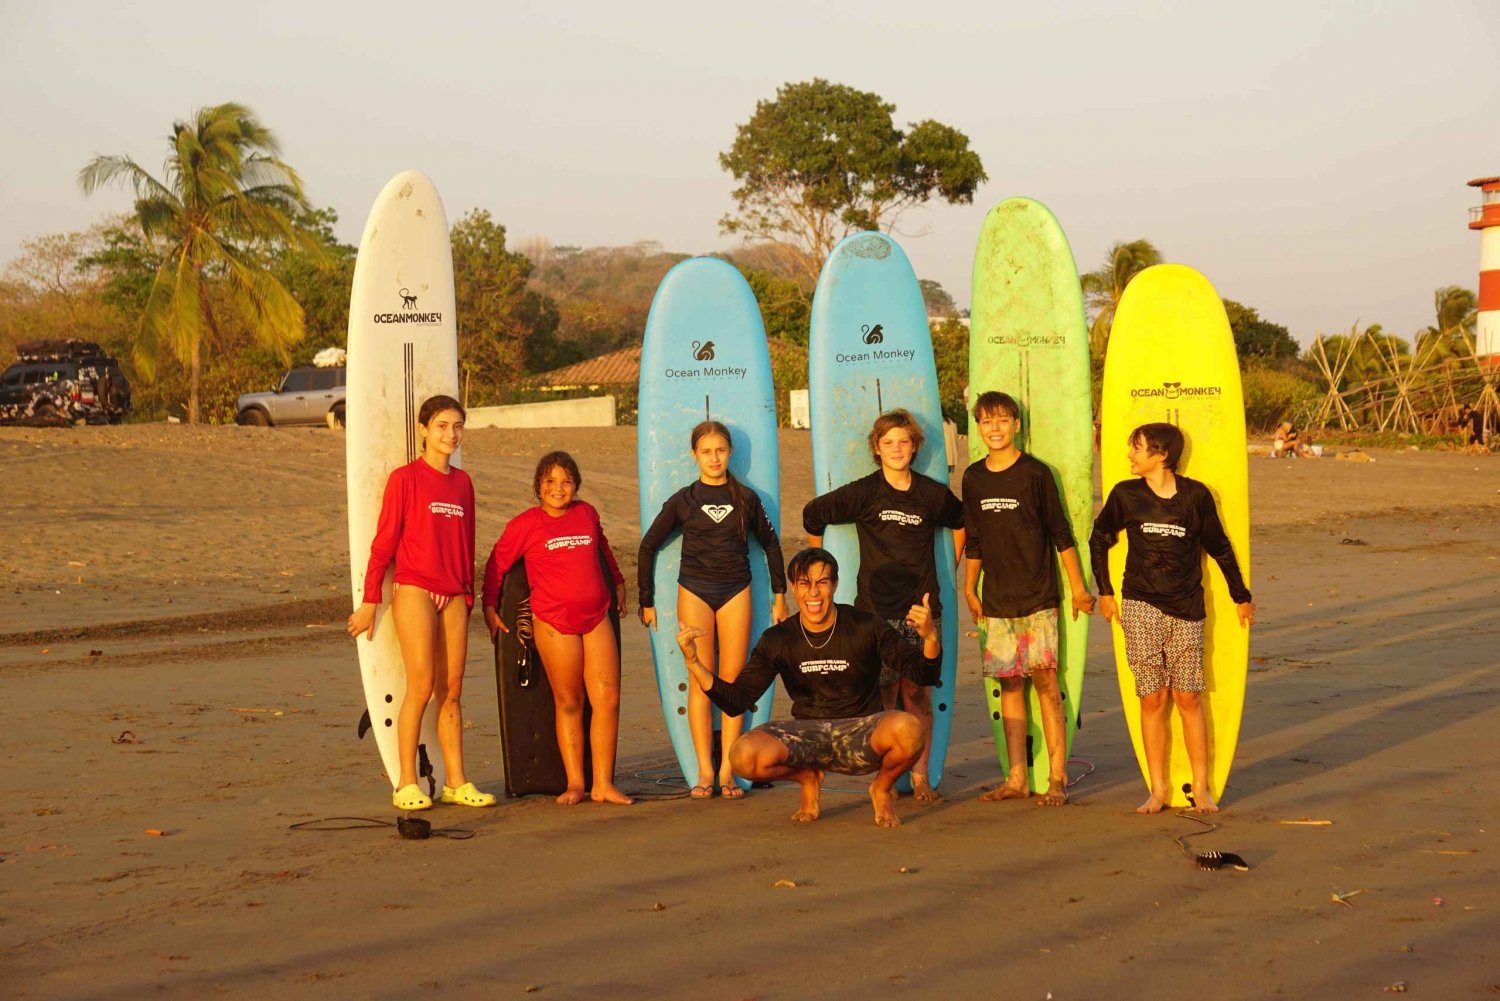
<box><xmin>347</xmin><ymin>395</ymin><xmax>496</xmax><ymax>811</ymax></box>
<box><xmin>483</xmin><ymin>451</ymin><xmax>633</xmax><ymax>806</ymax></box>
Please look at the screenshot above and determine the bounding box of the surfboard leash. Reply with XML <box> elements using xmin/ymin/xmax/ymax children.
<box><xmin>1175</xmin><ymin>787</ymin><xmax>1249</xmax><ymax>871</ymax></box>
<box><xmin>287</xmin><ymin>816</ymin><xmax>476</xmax><ymax>841</ymax></box>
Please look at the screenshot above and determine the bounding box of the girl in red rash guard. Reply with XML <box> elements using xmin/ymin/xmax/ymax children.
<box><xmin>482</xmin><ymin>451</ymin><xmax>633</xmax><ymax>806</ymax></box>
<box><xmin>346</xmin><ymin>395</ymin><xmax>495</xmax><ymax>812</ymax></box>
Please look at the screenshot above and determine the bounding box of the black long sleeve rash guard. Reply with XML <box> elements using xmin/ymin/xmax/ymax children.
<box><xmin>637</xmin><ymin>480</ymin><xmax>787</xmax><ymax>609</ymax></box>
<box><xmin>706</xmin><ymin>605</ymin><xmax>941</xmax><ymax>720</ymax></box>
<box><xmin>802</xmin><ymin>470</ymin><xmax>964</xmax><ymax>620</ymax></box>
<box><xmin>1088</xmin><ymin>475</ymin><xmax>1252</xmax><ymax>622</ymax></box>
<box><xmin>961</xmin><ymin>454</ymin><xmax>1077</xmax><ymax>618</ymax></box>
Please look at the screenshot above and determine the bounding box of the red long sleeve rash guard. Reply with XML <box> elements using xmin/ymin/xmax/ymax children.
<box><xmin>362</xmin><ymin>458</ymin><xmax>476</xmax><ymax>606</ymax></box>
<box><xmin>481</xmin><ymin>501</ymin><xmax>625</xmax><ymax>635</ymax></box>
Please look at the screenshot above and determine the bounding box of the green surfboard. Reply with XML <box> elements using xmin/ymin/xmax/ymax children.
<box><xmin>968</xmin><ymin>197</ymin><xmax>1094</xmax><ymax>793</ymax></box>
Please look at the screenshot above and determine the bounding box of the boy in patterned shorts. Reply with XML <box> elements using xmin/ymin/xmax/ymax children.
<box><xmin>1089</xmin><ymin>422</ymin><xmax>1255</xmax><ymax>814</ymax></box>
<box><xmin>962</xmin><ymin>392</ymin><xmax>1094</xmax><ymax>806</ymax></box>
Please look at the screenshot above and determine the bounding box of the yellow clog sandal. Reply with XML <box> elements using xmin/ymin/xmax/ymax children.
<box><xmin>440</xmin><ymin>782</ymin><xmax>497</xmax><ymax>808</ymax></box>
<box><xmin>392</xmin><ymin>784</ymin><xmax>433</xmax><ymax>811</ymax></box>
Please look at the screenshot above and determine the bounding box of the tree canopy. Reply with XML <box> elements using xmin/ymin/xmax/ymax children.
<box><xmin>78</xmin><ymin>102</ymin><xmax>322</xmax><ymax>422</ymax></box>
<box><xmin>1081</xmin><ymin>239</ymin><xmax>1162</xmax><ymax>360</ymax></box>
<box><xmin>1223</xmin><ymin>298</ymin><xmax>1299</xmax><ymax>361</ymax></box>
<box><xmin>718</xmin><ymin>79</ymin><xmax>986</xmax><ymax>285</ymax></box>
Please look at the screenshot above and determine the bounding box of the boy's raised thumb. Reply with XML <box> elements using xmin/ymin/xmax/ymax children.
<box><xmin>922</xmin><ymin>592</ymin><xmax>931</xmax><ymax>608</ymax></box>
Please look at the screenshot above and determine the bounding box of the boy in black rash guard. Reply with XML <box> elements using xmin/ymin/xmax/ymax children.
<box><xmin>676</xmin><ymin>549</ymin><xmax>940</xmax><ymax>828</ymax></box>
<box><xmin>1089</xmin><ymin>422</ymin><xmax>1255</xmax><ymax>815</ymax></box>
<box><xmin>802</xmin><ymin>409</ymin><xmax>964</xmax><ymax>802</ymax></box>
<box><xmin>962</xmin><ymin>392</ymin><xmax>1094</xmax><ymax>807</ymax></box>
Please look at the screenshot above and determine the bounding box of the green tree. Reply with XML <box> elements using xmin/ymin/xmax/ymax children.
<box><xmin>719</xmin><ymin>79</ymin><xmax>986</xmax><ymax>285</ymax></box>
<box><xmin>736</xmin><ymin>263</ymin><xmax>811</xmax><ymax>345</ymax></box>
<box><xmin>919</xmin><ymin>278</ymin><xmax>956</xmax><ymax>317</ymax></box>
<box><xmin>1223</xmin><ymin>298</ymin><xmax>1299</xmax><ymax>362</ymax></box>
<box><xmin>1081</xmin><ymin>239</ymin><xmax>1162</xmax><ymax>360</ymax></box>
<box><xmin>1416</xmin><ymin>285</ymin><xmax>1477</xmax><ymax>363</ymax></box>
<box><xmin>78</xmin><ymin>102</ymin><xmax>320</xmax><ymax>423</ymax></box>
<box><xmin>271</xmin><ymin>206</ymin><xmax>356</xmax><ymax>362</ymax></box>
<box><xmin>449</xmin><ymin>209</ymin><xmax>560</xmax><ymax>401</ymax></box>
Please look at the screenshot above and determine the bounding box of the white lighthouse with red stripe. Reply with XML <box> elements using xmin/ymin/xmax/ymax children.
<box><xmin>1469</xmin><ymin>175</ymin><xmax>1500</xmax><ymax>363</ymax></box>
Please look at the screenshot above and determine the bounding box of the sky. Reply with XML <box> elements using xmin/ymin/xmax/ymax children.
<box><xmin>3</xmin><ymin>0</ymin><xmax>1498</xmax><ymax>344</ymax></box>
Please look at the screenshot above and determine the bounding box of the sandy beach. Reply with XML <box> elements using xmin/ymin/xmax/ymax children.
<box><xmin>3</xmin><ymin>424</ymin><xmax>1498</xmax><ymax>999</ymax></box>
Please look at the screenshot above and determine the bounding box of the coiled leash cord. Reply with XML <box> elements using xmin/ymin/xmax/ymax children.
<box><xmin>1177</xmin><ymin>786</ymin><xmax>1249</xmax><ymax>871</ymax></box>
<box><xmin>288</xmin><ymin>816</ymin><xmax>476</xmax><ymax>841</ymax></box>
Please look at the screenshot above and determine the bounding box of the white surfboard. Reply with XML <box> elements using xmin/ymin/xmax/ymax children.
<box><xmin>345</xmin><ymin>171</ymin><xmax>458</xmax><ymax>794</ymax></box>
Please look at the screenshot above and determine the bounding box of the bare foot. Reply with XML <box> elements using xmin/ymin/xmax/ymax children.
<box><xmin>910</xmin><ymin>773</ymin><xmax>941</xmax><ymax>803</ymax></box>
<box><xmin>556</xmin><ymin>787</ymin><xmax>586</xmax><ymax>806</ymax></box>
<box><xmin>590</xmin><ymin>784</ymin><xmax>634</xmax><ymax>806</ymax></box>
<box><xmin>869</xmin><ymin>783</ymin><xmax>902</xmax><ymax>828</ymax></box>
<box><xmin>790</xmin><ymin>770</ymin><xmax>824</xmax><ymax>822</ymax></box>
<box><xmin>1037</xmin><ymin>778</ymin><xmax>1068</xmax><ymax>806</ymax></box>
<box><xmin>1135</xmin><ymin>793</ymin><xmax>1167</xmax><ymax>814</ymax></box>
<box><xmin>1191</xmin><ymin>785</ymin><xmax>1219</xmax><ymax>814</ymax></box>
<box><xmin>980</xmin><ymin>776</ymin><xmax>1030</xmax><ymax>802</ymax></box>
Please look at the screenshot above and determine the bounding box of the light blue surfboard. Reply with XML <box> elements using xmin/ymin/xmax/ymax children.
<box><xmin>638</xmin><ymin>257</ymin><xmax>781</xmax><ymax>789</ymax></box>
<box><xmin>807</xmin><ymin>232</ymin><xmax>960</xmax><ymax>790</ymax></box>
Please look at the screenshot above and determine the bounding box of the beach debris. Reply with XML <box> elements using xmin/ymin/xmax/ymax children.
<box><xmin>1331</xmin><ymin>889</ymin><xmax>1365</xmax><ymax>906</ymax></box>
<box><xmin>652</xmin><ymin>902</ymin><xmax>666</xmax><ymax>911</ymax></box>
<box><xmin>1417</xmin><ymin>848</ymin><xmax>1476</xmax><ymax>855</ymax></box>
<box><xmin>1384</xmin><ymin>982</ymin><xmax>1408</xmax><ymax>993</ymax></box>
<box><xmin>773</xmin><ymin>879</ymin><xmax>798</xmax><ymax>888</ymax></box>
<box><xmin>112</xmin><ymin>730</ymin><xmax>137</xmax><ymax>744</ymax></box>
<box><xmin>227</xmin><ymin>707</ymin><xmax>285</xmax><ymax>716</ymax></box>
<box><xmin>67</xmin><ymin>560</ymin><xmax>85</xmax><ymax>567</ymax></box>
<box><xmin>897</xmin><ymin>866</ymin><xmax>917</xmax><ymax>874</ymax></box>
<box><xmin>1432</xmin><ymin>896</ymin><xmax>1445</xmax><ymax>907</ymax></box>
<box><xmin>144</xmin><ymin>828</ymin><xmax>168</xmax><ymax>837</ymax></box>
<box><xmin>1280</xmin><ymin>818</ymin><xmax>1333</xmax><ymax>825</ymax></box>
<box><xmin>1339</xmin><ymin>537</ymin><xmax>1368</xmax><ymax>546</ymax></box>
<box><xmin>89</xmin><ymin>649</ymin><xmax>103</xmax><ymax>656</ymax></box>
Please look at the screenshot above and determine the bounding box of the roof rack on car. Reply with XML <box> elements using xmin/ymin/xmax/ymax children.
<box><xmin>15</xmin><ymin>339</ymin><xmax>105</xmax><ymax>362</ymax></box>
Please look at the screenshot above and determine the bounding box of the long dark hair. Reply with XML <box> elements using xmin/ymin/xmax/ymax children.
<box><xmin>691</xmin><ymin>420</ymin><xmax>748</xmax><ymax>540</ymax></box>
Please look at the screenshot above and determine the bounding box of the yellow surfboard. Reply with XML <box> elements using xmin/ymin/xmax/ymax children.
<box><xmin>1099</xmin><ymin>264</ymin><xmax>1250</xmax><ymax>808</ymax></box>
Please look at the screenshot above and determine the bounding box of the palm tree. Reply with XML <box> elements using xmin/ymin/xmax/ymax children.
<box><xmin>1415</xmin><ymin>285</ymin><xmax>1477</xmax><ymax>364</ymax></box>
<box><xmin>1081</xmin><ymin>239</ymin><xmax>1163</xmax><ymax>359</ymax></box>
<box><xmin>79</xmin><ymin>103</ymin><xmax>318</xmax><ymax>423</ymax></box>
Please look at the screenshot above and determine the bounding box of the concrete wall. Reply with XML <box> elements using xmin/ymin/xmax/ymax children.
<box><xmin>466</xmin><ymin>396</ymin><xmax>616</xmax><ymax>429</ymax></box>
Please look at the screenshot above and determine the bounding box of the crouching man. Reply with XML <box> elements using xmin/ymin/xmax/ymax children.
<box><xmin>675</xmin><ymin>547</ymin><xmax>940</xmax><ymax>828</ymax></box>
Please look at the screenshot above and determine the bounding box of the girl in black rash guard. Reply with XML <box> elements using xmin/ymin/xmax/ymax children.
<box><xmin>638</xmin><ymin>420</ymin><xmax>788</xmax><ymax>798</ymax></box>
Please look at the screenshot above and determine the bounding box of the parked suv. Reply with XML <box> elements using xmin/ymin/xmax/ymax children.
<box><xmin>0</xmin><ymin>339</ymin><xmax>132</xmax><ymax>426</ymax></box>
<box><xmin>236</xmin><ymin>364</ymin><xmax>346</xmax><ymax>428</ymax></box>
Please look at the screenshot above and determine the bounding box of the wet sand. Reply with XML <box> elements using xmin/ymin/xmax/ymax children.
<box><xmin>3</xmin><ymin>425</ymin><xmax>1498</xmax><ymax>999</ymax></box>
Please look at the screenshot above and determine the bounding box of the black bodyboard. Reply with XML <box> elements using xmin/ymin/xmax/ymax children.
<box><xmin>494</xmin><ymin>556</ymin><xmax>620</xmax><ymax>797</ymax></box>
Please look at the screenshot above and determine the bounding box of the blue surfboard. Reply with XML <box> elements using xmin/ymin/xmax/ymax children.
<box><xmin>807</xmin><ymin>232</ymin><xmax>960</xmax><ymax>790</ymax></box>
<box><xmin>638</xmin><ymin>257</ymin><xmax>781</xmax><ymax>789</ymax></box>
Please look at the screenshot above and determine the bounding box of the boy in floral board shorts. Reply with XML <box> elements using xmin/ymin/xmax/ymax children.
<box><xmin>962</xmin><ymin>392</ymin><xmax>1094</xmax><ymax>806</ymax></box>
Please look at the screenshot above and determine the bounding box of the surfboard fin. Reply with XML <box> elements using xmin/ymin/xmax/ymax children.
<box><xmin>357</xmin><ymin>709</ymin><xmax>371</xmax><ymax>740</ymax></box>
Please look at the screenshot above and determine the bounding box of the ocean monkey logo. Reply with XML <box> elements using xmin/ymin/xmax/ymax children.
<box><xmin>862</xmin><ymin>323</ymin><xmax>884</xmax><ymax>344</ymax></box>
<box><xmin>1129</xmin><ymin>381</ymin><xmax>1222</xmax><ymax>399</ymax></box>
<box><xmin>692</xmin><ymin>340</ymin><xmax>716</xmax><ymax>361</ymax></box>
<box><xmin>399</xmin><ymin>288</ymin><xmax>418</xmax><ymax>310</ymax></box>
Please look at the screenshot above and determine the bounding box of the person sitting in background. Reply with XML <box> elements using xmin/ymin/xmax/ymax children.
<box><xmin>1271</xmin><ymin>422</ymin><xmax>1300</xmax><ymax>459</ymax></box>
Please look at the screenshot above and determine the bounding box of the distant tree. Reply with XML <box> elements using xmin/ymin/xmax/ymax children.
<box><xmin>719</xmin><ymin>79</ymin><xmax>986</xmax><ymax>285</ymax></box>
<box><xmin>0</xmin><ymin>224</ymin><xmax>123</xmax><ymax>356</ymax></box>
<box><xmin>920</xmin><ymin>278</ymin><xmax>956</xmax><ymax>317</ymax></box>
<box><xmin>78</xmin><ymin>102</ymin><xmax>321</xmax><ymax>423</ymax></box>
<box><xmin>524</xmin><ymin>242</ymin><xmax>686</xmax><ymax>363</ymax></box>
<box><xmin>271</xmin><ymin>206</ymin><xmax>356</xmax><ymax>362</ymax></box>
<box><xmin>736</xmin><ymin>263</ymin><xmax>811</xmax><ymax>345</ymax></box>
<box><xmin>449</xmin><ymin>209</ymin><xmax>559</xmax><ymax>400</ymax></box>
<box><xmin>1081</xmin><ymin>239</ymin><xmax>1161</xmax><ymax>360</ymax></box>
<box><xmin>930</xmin><ymin>317</ymin><xmax>969</xmax><ymax>430</ymax></box>
<box><xmin>1416</xmin><ymin>285</ymin><xmax>1477</xmax><ymax>363</ymax></box>
<box><xmin>1222</xmin><ymin>298</ymin><xmax>1299</xmax><ymax>361</ymax></box>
